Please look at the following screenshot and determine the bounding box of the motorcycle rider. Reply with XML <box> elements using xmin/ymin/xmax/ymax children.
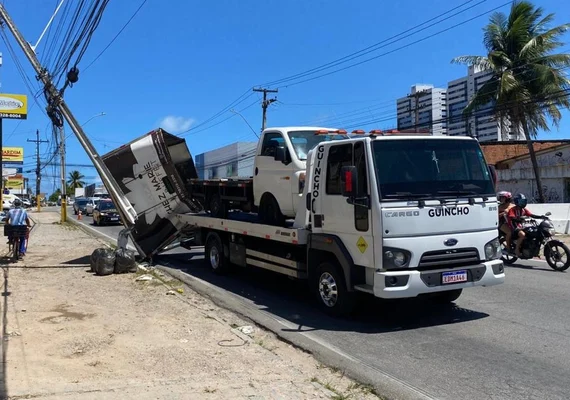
<box><xmin>498</xmin><ymin>191</ymin><xmax>514</xmax><ymax>249</ymax></box>
<box><xmin>507</xmin><ymin>193</ymin><xmax>545</xmax><ymax>257</ymax></box>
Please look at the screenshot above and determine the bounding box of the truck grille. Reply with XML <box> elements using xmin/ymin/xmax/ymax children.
<box><xmin>418</xmin><ymin>248</ymin><xmax>480</xmax><ymax>270</ymax></box>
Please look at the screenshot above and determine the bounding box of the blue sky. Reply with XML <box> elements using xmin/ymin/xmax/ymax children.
<box><xmin>1</xmin><ymin>0</ymin><xmax>569</xmax><ymax>194</ymax></box>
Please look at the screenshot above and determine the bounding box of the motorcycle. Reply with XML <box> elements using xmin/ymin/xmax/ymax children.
<box><xmin>498</xmin><ymin>211</ymin><xmax>570</xmax><ymax>271</ymax></box>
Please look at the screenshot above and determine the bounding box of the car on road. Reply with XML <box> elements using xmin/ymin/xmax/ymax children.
<box><xmin>92</xmin><ymin>199</ymin><xmax>122</xmax><ymax>226</ymax></box>
<box><xmin>73</xmin><ymin>197</ymin><xmax>89</xmax><ymax>215</ymax></box>
<box><xmin>85</xmin><ymin>197</ymin><xmax>100</xmax><ymax>216</ymax></box>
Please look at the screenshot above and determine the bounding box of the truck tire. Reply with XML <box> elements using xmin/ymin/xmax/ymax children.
<box><xmin>209</xmin><ymin>194</ymin><xmax>227</xmax><ymax>219</ymax></box>
<box><xmin>430</xmin><ymin>289</ymin><xmax>462</xmax><ymax>304</ymax></box>
<box><xmin>259</xmin><ymin>194</ymin><xmax>285</xmax><ymax>226</ymax></box>
<box><xmin>205</xmin><ymin>233</ymin><xmax>229</xmax><ymax>275</ymax></box>
<box><xmin>314</xmin><ymin>262</ymin><xmax>355</xmax><ymax>317</ymax></box>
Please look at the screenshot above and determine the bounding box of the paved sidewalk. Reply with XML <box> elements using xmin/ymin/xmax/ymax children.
<box><xmin>0</xmin><ymin>212</ymin><xmax>379</xmax><ymax>400</ymax></box>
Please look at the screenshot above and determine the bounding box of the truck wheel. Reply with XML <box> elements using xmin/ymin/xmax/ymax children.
<box><xmin>209</xmin><ymin>194</ymin><xmax>227</xmax><ymax>219</ymax></box>
<box><xmin>259</xmin><ymin>194</ymin><xmax>285</xmax><ymax>226</ymax></box>
<box><xmin>314</xmin><ymin>262</ymin><xmax>355</xmax><ymax>317</ymax></box>
<box><xmin>205</xmin><ymin>233</ymin><xmax>228</xmax><ymax>275</ymax></box>
<box><xmin>431</xmin><ymin>289</ymin><xmax>462</xmax><ymax>304</ymax></box>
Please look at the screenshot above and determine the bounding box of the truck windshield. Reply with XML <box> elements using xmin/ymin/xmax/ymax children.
<box><xmin>372</xmin><ymin>139</ymin><xmax>494</xmax><ymax>200</ymax></box>
<box><xmin>287</xmin><ymin>130</ymin><xmax>349</xmax><ymax>160</ymax></box>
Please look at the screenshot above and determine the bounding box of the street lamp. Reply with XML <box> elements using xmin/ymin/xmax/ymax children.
<box><xmin>230</xmin><ymin>109</ymin><xmax>259</xmax><ymax>139</ymax></box>
<box><xmin>81</xmin><ymin>112</ymin><xmax>106</xmax><ymax>127</ymax></box>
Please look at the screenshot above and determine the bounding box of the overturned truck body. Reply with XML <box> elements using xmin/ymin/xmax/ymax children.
<box><xmin>102</xmin><ymin>128</ymin><xmax>203</xmax><ymax>259</ymax></box>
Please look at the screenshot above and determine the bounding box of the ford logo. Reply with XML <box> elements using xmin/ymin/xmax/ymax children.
<box><xmin>444</xmin><ymin>238</ymin><xmax>458</xmax><ymax>247</ymax></box>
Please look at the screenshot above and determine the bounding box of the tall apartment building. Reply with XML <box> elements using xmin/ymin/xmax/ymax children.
<box><xmin>447</xmin><ymin>65</ymin><xmax>521</xmax><ymax>141</ymax></box>
<box><xmin>397</xmin><ymin>84</ymin><xmax>447</xmax><ymax>135</ymax></box>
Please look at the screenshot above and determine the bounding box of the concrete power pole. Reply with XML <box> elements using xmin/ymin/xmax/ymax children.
<box><xmin>0</xmin><ymin>4</ymin><xmax>138</xmax><ymax>226</ymax></box>
<box><xmin>27</xmin><ymin>129</ymin><xmax>48</xmax><ymax>211</ymax></box>
<box><xmin>253</xmin><ymin>88</ymin><xmax>278</xmax><ymax>131</ymax></box>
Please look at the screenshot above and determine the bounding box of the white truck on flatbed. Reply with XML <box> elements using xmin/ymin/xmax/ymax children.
<box><xmin>167</xmin><ymin>129</ymin><xmax>505</xmax><ymax>315</ymax></box>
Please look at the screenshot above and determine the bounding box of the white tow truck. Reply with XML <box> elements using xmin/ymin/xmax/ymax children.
<box><xmin>169</xmin><ymin>128</ymin><xmax>505</xmax><ymax>315</ymax></box>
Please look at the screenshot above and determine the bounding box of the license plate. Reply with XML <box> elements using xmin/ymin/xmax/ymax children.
<box><xmin>442</xmin><ymin>270</ymin><xmax>468</xmax><ymax>284</ymax></box>
<box><xmin>110</xmin><ymin>218</ymin><xmax>118</xmax><ymax>221</ymax></box>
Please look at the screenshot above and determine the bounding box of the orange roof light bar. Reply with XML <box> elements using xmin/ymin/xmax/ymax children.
<box><xmin>315</xmin><ymin>129</ymin><xmax>330</xmax><ymax>135</ymax></box>
<box><xmin>351</xmin><ymin>129</ymin><xmax>365</xmax><ymax>134</ymax></box>
<box><xmin>369</xmin><ymin>129</ymin><xmax>383</xmax><ymax>135</ymax></box>
<box><xmin>335</xmin><ymin>129</ymin><xmax>347</xmax><ymax>134</ymax></box>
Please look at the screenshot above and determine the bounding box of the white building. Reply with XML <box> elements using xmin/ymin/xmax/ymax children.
<box><xmin>447</xmin><ymin>65</ymin><xmax>522</xmax><ymax>142</ymax></box>
<box><xmin>397</xmin><ymin>84</ymin><xmax>447</xmax><ymax>135</ymax></box>
<box><xmin>195</xmin><ymin>142</ymin><xmax>257</xmax><ymax>179</ymax></box>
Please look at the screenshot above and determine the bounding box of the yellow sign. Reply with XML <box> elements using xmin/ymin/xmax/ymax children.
<box><xmin>356</xmin><ymin>236</ymin><xmax>368</xmax><ymax>254</ymax></box>
<box><xmin>0</xmin><ymin>93</ymin><xmax>27</xmax><ymax>119</ymax></box>
<box><xmin>2</xmin><ymin>147</ymin><xmax>24</xmax><ymax>164</ymax></box>
<box><xmin>5</xmin><ymin>176</ymin><xmax>23</xmax><ymax>189</ymax></box>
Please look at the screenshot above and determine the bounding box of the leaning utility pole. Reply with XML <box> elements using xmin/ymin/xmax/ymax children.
<box><xmin>27</xmin><ymin>129</ymin><xmax>48</xmax><ymax>211</ymax></box>
<box><xmin>253</xmin><ymin>87</ymin><xmax>278</xmax><ymax>131</ymax></box>
<box><xmin>0</xmin><ymin>5</ymin><xmax>137</xmax><ymax>226</ymax></box>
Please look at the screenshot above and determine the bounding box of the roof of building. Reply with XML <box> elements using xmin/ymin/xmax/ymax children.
<box><xmin>481</xmin><ymin>140</ymin><xmax>570</xmax><ymax>165</ymax></box>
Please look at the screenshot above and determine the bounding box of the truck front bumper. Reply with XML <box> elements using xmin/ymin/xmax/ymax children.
<box><xmin>373</xmin><ymin>259</ymin><xmax>505</xmax><ymax>299</ymax></box>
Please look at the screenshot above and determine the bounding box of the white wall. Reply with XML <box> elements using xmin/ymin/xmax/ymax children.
<box><xmin>528</xmin><ymin>203</ymin><xmax>570</xmax><ymax>234</ymax></box>
<box><xmin>496</xmin><ymin>146</ymin><xmax>570</xmax><ymax>203</ymax></box>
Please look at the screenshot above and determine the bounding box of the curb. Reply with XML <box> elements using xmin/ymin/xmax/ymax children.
<box><xmin>64</xmin><ymin>214</ymin><xmax>137</xmax><ymax>252</ymax></box>
<box><xmin>157</xmin><ymin>261</ymin><xmax>435</xmax><ymax>400</ymax></box>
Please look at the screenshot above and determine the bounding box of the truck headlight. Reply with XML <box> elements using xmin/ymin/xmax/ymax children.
<box><xmin>383</xmin><ymin>247</ymin><xmax>411</xmax><ymax>269</ymax></box>
<box><xmin>484</xmin><ymin>238</ymin><xmax>501</xmax><ymax>260</ymax></box>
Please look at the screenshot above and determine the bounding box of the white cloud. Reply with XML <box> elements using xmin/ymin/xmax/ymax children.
<box><xmin>159</xmin><ymin>115</ymin><xmax>195</xmax><ymax>134</ymax></box>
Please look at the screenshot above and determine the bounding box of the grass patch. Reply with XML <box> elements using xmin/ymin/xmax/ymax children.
<box><xmin>203</xmin><ymin>387</ymin><xmax>217</xmax><ymax>393</ymax></box>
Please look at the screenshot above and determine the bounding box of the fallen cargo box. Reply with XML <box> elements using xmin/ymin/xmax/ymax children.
<box><xmin>102</xmin><ymin>128</ymin><xmax>203</xmax><ymax>258</ymax></box>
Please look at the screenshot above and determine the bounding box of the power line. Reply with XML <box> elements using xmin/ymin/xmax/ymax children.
<box><xmin>261</xmin><ymin>0</ymin><xmax>486</xmax><ymax>88</ymax></box>
<box><xmin>83</xmin><ymin>0</ymin><xmax>148</xmax><ymax>71</ymax></box>
<box><xmin>273</xmin><ymin>1</ymin><xmax>512</xmax><ymax>89</ymax></box>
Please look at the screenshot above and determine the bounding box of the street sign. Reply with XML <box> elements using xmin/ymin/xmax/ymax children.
<box><xmin>2</xmin><ymin>167</ymin><xmax>21</xmax><ymax>177</ymax></box>
<box><xmin>0</xmin><ymin>93</ymin><xmax>27</xmax><ymax>119</ymax></box>
<box><xmin>1</xmin><ymin>147</ymin><xmax>24</xmax><ymax>164</ymax></box>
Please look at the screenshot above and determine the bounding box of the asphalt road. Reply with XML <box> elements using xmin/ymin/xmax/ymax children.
<box><xmin>70</xmin><ymin>208</ymin><xmax>570</xmax><ymax>400</ymax></box>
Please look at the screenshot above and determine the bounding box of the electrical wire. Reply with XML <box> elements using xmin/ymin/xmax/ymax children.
<box><xmin>83</xmin><ymin>0</ymin><xmax>148</xmax><ymax>71</ymax></box>
<box><xmin>273</xmin><ymin>1</ymin><xmax>512</xmax><ymax>89</ymax></box>
<box><xmin>261</xmin><ymin>0</ymin><xmax>486</xmax><ymax>88</ymax></box>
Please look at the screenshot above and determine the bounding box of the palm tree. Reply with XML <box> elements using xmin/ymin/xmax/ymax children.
<box><xmin>67</xmin><ymin>170</ymin><xmax>85</xmax><ymax>190</ymax></box>
<box><xmin>452</xmin><ymin>1</ymin><xmax>570</xmax><ymax>203</ymax></box>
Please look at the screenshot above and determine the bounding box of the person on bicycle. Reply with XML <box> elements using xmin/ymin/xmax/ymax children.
<box><xmin>507</xmin><ymin>193</ymin><xmax>544</xmax><ymax>257</ymax></box>
<box><xmin>498</xmin><ymin>191</ymin><xmax>514</xmax><ymax>249</ymax></box>
<box><xmin>6</xmin><ymin>199</ymin><xmax>31</xmax><ymax>258</ymax></box>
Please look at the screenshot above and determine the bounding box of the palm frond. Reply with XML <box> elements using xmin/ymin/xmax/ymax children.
<box><xmin>450</xmin><ymin>55</ymin><xmax>491</xmax><ymax>69</ymax></box>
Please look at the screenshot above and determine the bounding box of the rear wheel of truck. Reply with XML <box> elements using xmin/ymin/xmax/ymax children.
<box><xmin>208</xmin><ymin>194</ymin><xmax>227</xmax><ymax>219</ymax></box>
<box><xmin>259</xmin><ymin>193</ymin><xmax>285</xmax><ymax>226</ymax></box>
<box><xmin>314</xmin><ymin>262</ymin><xmax>355</xmax><ymax>317</ymax></box>
<box><xmin>205</xmin><ymin>233</ymin><xmax>228</xmax><ymax>275</ymax></box>
<box><xmin>431</xmin><ymin>289</ymin><xmax>463</xmax><ymax>304</ymax></box>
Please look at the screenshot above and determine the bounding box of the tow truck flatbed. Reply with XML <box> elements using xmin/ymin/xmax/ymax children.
<box><xmin>174</xmin><ymin>212</ymin><xmax>309</xmax><ymax>245</ymax></box>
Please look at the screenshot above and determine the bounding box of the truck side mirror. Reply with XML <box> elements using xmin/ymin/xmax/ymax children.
<box><xmin>274</xmin><ymin>146</ymin><xmax>290</xmax><ymax>164</ymax></box>
<box><xmin>488</xmin><ymin>164</ymin><xmax>497</xmax><ymax>190</ymax></box>
<box><xmin>340</xmin><ymin>166</ymin><xmax>359</xmax><ymax>198</ymax></box>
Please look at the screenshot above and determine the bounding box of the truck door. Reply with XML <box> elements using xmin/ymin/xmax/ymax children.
<box><xmin>253</xmin><ymin>131</ymin><xmax>294</xmax><ymax>215</ymax></box>
<box><xmin>311</xmin><ymin>142</ymin><xmax>374</xmax><ymax>268</ymax></box>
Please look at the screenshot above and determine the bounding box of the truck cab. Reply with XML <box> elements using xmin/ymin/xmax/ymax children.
<box><xmin>253</xmin><ymin>127</ymin><xmax>348</xmax><ymax>225</ymax></box>
<box><xmin>302</xmin><ymin>132</ymin><xmax>504</xmax><ymax>305</ymax></box>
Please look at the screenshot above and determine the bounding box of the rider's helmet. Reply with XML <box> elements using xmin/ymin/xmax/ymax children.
<box><xmin>497</xmin><ymin>191</ymin><xmax>512</xmax><ymax>204</ymax></box>
<box><xmin>513</xmin><ymin>193</ymin><xmax>528</xmax><ymax>208</ymax></box>
<box><xmin>12</xmin><ymin>199</ymin><xmax>22</xmax><ymax>208</ymax></box>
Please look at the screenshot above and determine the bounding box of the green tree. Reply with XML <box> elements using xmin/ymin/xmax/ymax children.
<box><xmin>67</xmin><ymin>170</ymin><xmax>85</xmax><ymax>190</ymax></box>
<box><xmin>49</xmin><ymin>189</ymin><xmax>61</xmax><ymax>203</ymax></box>
<box><xmin>452</xmin><ymin>1</ymin><xmax>570</xmax><ymax>203</ymax></box>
